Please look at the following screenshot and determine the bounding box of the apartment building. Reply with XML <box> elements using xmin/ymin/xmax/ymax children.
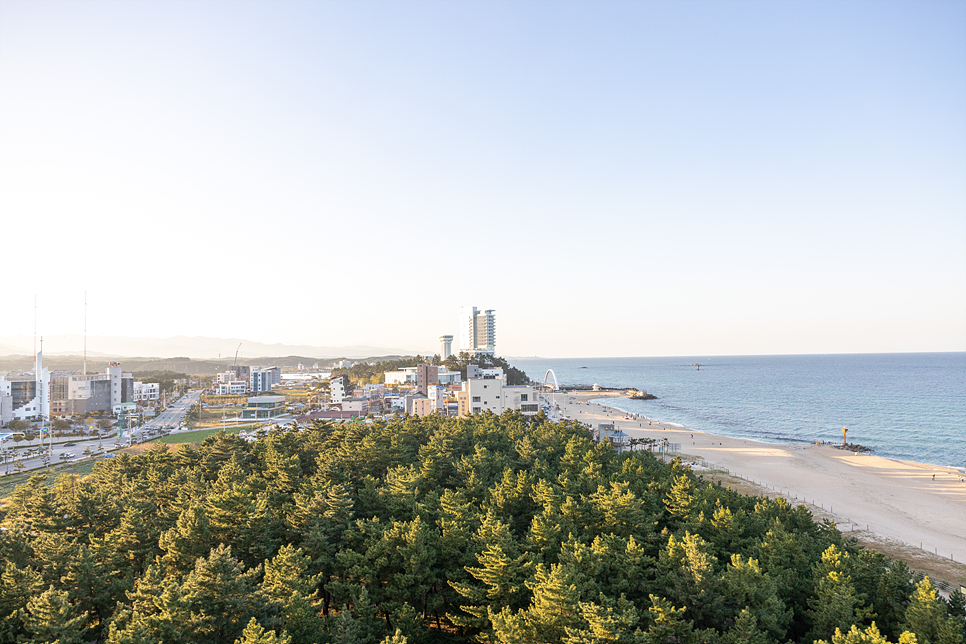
<box><xmin>456</xmin><ymin>367</ymin><xmax>537</xmax><ymax>417</ymax></box>
<box><xmin>459</xmin><ymin>306</ymin><xmax>496</xmax><ymax>355</ymax></box>
<box><xmin>250</xmin><ymin>367</ymin><xmax>281</xmax><ymax>393</ymax></box>
<box><xmin>329</xmin><ymin>375</ymin><xmax>348</xmax><ymax>403</ymax></box>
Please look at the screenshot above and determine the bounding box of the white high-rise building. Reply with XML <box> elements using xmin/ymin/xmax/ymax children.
<box><xmin>459</xmin><ymin>306</ymin><xmax>478</xmax><ymax>354</ymax></box>
<box><xmin>475</xmin><ymin>309</ymin><xmax>496</xmax><ymax>355</ymax></box>
<box><xmin>459</xmin><ymin>306</ymin><xmax>496</xmax><ymax>355</ymax></box>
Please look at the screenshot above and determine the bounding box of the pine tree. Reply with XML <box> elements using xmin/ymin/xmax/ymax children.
<box><xmin>23</xmin><ymin>585</ymin><xmax>88</xmax><ymax>644</ymax></box>
<box><xmin>562</xmin><ymin>593</ymin><xmax>642</xmax><ymax>644</ymax></box>
<box><xmin>451</xmin><ymin>519</ymin><xmax>531</xmax><ymax>633</ymax></box>
<box><xmin>815</xmin><ymin>622</ymin><xmax>920</xmax><ymax>644</ymax></box>
<box><xmin>808</xmin><ymin>545</ymin><xmax>874</xmax><ymax>642</ymax></box>
<box><xmin>656</xmin><ymin>531</ymin><xmax>720</xmax><ymax>627</ymax></box>
<box><xmin>104</xmin><ymin>612</ymin><xmax>157</xmax><ymax>644</ymax></box>
<box><xmin>903</xmin><ymin>577</ymin><xmax>964</xmax><ymax>644</ymax></box>
<box><xmin>159</xmin><ymin>502</ymin><xmax>213</xmax><ymax>576</ymax></box>
<box><xmin>523</xmin><ymin>563</ymin><xmax>583</xmax><ymax>643</ymax></box>
<box><xmin>279</xmin><ymin>591</ymin><xmax>325</xmax><ymax>644</ymax></box>
<box><xmin>262</xmin><ymin>544</ymin><xmax>321</xmax><ymax>603</ymax></box>
<box><xmin>0</xmin><ymin>561</ymin><xmax>45</xmax><ymax>642</ymax></box>
<box><xmin>723</xmin><ymin>609</ymin><xmax>771</xmax><ymax>644</ymax></box>
<box><xmin>720</xmin><ymin>554</ymin><xmax>790</xmax><ymax>640</ymax></box>
<box><xmin>60</xmin><ymin>544</ymin><xmax>113</xmax><ymax>639</ymax></box>
<box><xmin>589</xmin><ymin>481</ymin><xmax>648</xmax><ymax>539</ymax></box>
<box><xmin>639</xmin><ymin>594</ymin><xmax>702</xmax><ymax>644</ymax></box>
<box><xmin>381</xmin><ymin>628</ymin><xmax>409</xmax><ymax>644</ymax></box>
<box><xmin>664</xmin><ymin>474</ymin><xmax>695</xmax><ymax>519</ymax></box>
<box><xmin>177</xmin><ymin>544</ymin><xmax>270</xmax><ymax>643</ymax></box>
<box><xmin>233</xmin><ymin>617</ymin><xmax>292</xmax><ymax>644</ymax></box>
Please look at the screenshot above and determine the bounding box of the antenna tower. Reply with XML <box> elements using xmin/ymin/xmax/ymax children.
<box><xmin>84</xmin><ymin>290</ymin><xmax>87</xmax><ymax>376</ymax></box>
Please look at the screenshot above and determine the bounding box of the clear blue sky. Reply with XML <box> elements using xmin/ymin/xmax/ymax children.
<box><xmin>1</xmin><ymin>0</ymin><xmax>963</xmax><ymax>357</ymax></box>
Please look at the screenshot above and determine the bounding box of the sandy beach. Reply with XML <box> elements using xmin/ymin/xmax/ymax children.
<box><xmin>542</xmin><ymin>390</ymin><xmax>966</xmax><ymax>567</ymax></box>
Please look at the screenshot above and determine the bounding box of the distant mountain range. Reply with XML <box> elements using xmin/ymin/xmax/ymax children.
<box><xmin>0</xmin><ymin>335</ymin><xmax>424</xmax><ymax>360</ymax></box>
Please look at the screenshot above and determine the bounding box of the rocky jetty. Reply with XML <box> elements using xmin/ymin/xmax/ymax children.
<box><xmin>834</xmin><ymin>442</ymin><xmax>874</xmax><ymax>454</ymax></box>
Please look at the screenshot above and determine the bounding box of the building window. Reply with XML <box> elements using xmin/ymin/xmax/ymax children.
<box><xmin>521</xmin><ymin>394</ymin><xmax>528</xmax><ymax>401</ymax></box>
<box><xmin>472</xmin><ymin>396</ymin><xmax>481</xmax><ymax>403</ymax></box>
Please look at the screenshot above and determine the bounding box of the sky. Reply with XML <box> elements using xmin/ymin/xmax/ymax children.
<box><xmin>1</xmin><ymin>0</ymin><xmax>964</xmax><ymax>358</ymax></box>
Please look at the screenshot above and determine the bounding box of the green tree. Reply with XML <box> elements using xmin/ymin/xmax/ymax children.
<box><xmin>903</xmin><ymin>577</ymin><xmax>964</xmax><ymax>644</ymax></box>
<box><xmin>233</xmin><ymin>617</ymin><xmax>292</xmax><ymax>644</ymax></box>
<box><xmin>664</xmin><ymin>474</ymin><xmax>695</xmax><ymax>519</ymax></box>
<box><xmin>176</xmin><ymin>544</ymin><xmax>271</xmax><ymax>643</ymax></box>
<box><xmin>159</xmin><ymin>502</ymin><xmax>213</xmax><ymax>576</ymax></box>
<box><xmin>563</xmin><ymin>593</ymin><xmax>642</xmax><ymax>644</ymax></box>
<box><xmin>815</xmin><ymin>622</ymin><xmax>919</xmax><ymax>644</ymax></box>
<box><xmin>808</xmin><ymin>545</ymin><xmax>874</xmax><ymax>642</ymax></box>
<box><xmin>720</xmin><ymin>554</ymin><xmax>790</xmax><ymax>640</ymax></box>
<box><xmin>23</xmin><ymin>585</ymin><xmax>88</xmax><ymax>644</ymax></box>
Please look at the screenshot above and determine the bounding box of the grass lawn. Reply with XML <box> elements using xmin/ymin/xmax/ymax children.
<box><xmin>151</xmin><ymin>425</ymin><xmax>252</xmax><ymax>444</ymax></box>
<box><xmin>0</xmin><ymin>458</ymin><xmax>101</xmax><ymax>502</ymax></box>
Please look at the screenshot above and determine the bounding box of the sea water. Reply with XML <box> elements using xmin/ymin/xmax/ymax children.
<box><xmin>510</xmin><ymin>353</ymin><xmax>966</xmax><ymax>469</ymax></box>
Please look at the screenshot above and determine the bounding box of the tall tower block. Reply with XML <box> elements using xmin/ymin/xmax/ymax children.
<box><xmin>459</xmin><ymin>306</ymin><xmax>478</xmax><ymax>354</ymax></box>
<box><xmin>440</xmin><ymin>335</ymin><xmax>453</xmax><ymax>359</ymax></box>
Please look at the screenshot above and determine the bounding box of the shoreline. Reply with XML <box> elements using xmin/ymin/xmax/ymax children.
<box><xmin>541</xmin><ymin>390</ymin><xmax>966</xmax><ymax>568</ymax></box>
<box><xmin>587</xmin><ymin>396</ymin><xmax>960</xmax><ymax>471</ymax></box>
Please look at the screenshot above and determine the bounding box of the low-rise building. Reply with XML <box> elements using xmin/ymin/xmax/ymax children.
<box><xmin>364</xmin><ymin>384</ymin><xmax>386</xmax><ymax>398</ymax></box>
<box><xmin>456</xmin><ymin>368</ymin><xmax>537</xmax><ymax>418</ymax></box>
<box><xmin>134</xmin><ymin>381</ymin><xmax>160</xmax><ymax>402</ymax></box>
<box><xmin>410</xmin><ymin>397</ymin><xmax>436</xmax><ymax>417</ymax></box>
<box><xmin>384</xmin><ymin>367</ymin><xmax>418</xmax><ymax>386</ymax></box>
<box><xmin>217</xmin><ymin>381</ymin><xmax>248</xmax><ymax>396</ymax></box>
<box><xmin>241</xmin><ymin>395</ymin><xmax>287</xmax><ymax>420</ymax></box>
<box><xmin>341</xmin><ymin>397</ymin><xmax>369</xmax><ymax>415</ymax></box>
<box><xmin>437</xmin><ymin>369</ymin><xmax>461</xmax><ymax>385</ymax></box>
<box><xmin>113</xmin><ymin>401</ymin><xmax>139</xmax><ymax>417</ymax></box>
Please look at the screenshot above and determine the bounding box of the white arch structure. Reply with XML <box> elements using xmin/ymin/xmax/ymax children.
<box><xmin>543</xmin><ymin>369</ymin><xmax>560</xmax><ymax>391</ymax></box>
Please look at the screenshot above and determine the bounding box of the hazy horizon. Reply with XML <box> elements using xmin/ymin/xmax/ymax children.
<box><xmin>2</xmin><ymin>1</ymin><xmax>963</xmax><ymax>358</ymax></box>
<box><xmin>1</xmin><ymin>332</ymin><xmax>962</xmax><ymax>363</ymax></box>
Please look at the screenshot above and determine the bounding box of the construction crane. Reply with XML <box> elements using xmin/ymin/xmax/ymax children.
<box><xmin>233</xmin><ymin>343</ymin><xmax>242</xmax><ymax>368</ymax></box>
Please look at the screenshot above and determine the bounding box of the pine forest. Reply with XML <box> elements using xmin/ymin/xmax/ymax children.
<box><xmin>1</xmin><ymin>412</ymin><xmax>963</xmax><ymax>644</ymax></box>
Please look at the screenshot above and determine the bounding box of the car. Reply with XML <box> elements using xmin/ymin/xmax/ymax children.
<box><xmin>64</xmin><ymin>442</ymin><xmax>76</xmax><ymax>447</ymax></box>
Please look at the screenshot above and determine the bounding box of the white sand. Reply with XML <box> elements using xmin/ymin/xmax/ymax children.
<box><xmin>543</xmin><ymin>391</ymin><xmax>966</xmax><ymax>563</ymax></box>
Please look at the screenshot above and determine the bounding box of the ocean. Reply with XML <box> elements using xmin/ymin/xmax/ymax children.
<box><xmin>510</xmin><ymin>353</ymin><xmax>966</xmax><ymax>469</ymax></box>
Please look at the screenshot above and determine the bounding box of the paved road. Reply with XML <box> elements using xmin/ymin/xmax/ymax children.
<box><xmin>0</xmin><ymin>390</ymin><xmax>203</xmax><ymax>474</ymax></box>
<box><xmin>143</xmin><ymin>389</ymin><xmax>202</xmax><ymax>435</ymax></box>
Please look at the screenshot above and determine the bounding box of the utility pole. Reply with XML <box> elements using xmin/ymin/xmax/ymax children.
<box><xmin>83</xmin><ymin>290</ymin><xmax>87</xmax><ymax>377</ymax></box>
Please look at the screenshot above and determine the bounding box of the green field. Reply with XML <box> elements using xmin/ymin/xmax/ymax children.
<box><xmin>0</xmin><ymin>458</ymin><xmax>100</xmax><ymax>501</ymax></box>
<box><xmin>151</xmin><ymin>425</ymin><xmax>250</xmax><ymax>444</ymax></box>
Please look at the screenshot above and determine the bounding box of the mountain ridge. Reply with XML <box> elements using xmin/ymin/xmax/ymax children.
<box><xmin>0</xmin><ymin>334</ymin><xmax>426</xmax><ymax>360</ymax></box>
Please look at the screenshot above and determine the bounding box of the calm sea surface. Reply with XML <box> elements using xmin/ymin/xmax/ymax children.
<box><xmin>510</xmin><ymin>353</ymin><xmax>966</xmax><ymax>469</ymax></box>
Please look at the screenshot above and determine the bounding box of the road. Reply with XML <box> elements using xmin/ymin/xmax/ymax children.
<box><xmin>0</xmin><ymin>390</ymin><xmax>203</xmax><ymax>474</ymax></box>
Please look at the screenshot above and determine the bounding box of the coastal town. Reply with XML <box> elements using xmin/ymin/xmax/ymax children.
<box><xmin>1</xmin><ymin>2</ymin><xmax>963</xmax><ymax>642</ymax></box>
<box><xmin>2</xmin><ymin>306</ymin><xmax>964</xmax><ymax>585</ymax></box>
